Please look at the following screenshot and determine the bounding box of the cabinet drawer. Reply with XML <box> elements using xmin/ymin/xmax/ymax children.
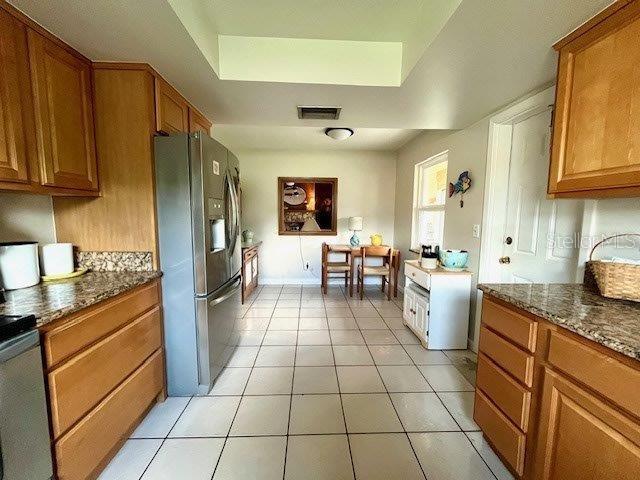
<box><xmin>49</xmin><ymin>307</ymin><xmax>162</xmax><ymax>438</ymax></box>
<box><xmin>44</xmin><ymin>281</ymin><xmax>159</xmax><ymax>367</ymax></box>
<box><xmin>54</xmin><ymin>349</ymin><xmax>163</xmax><ymax>480</ymax></box>
<box><xmin>243</xmin><ymin>248</ymin><xmax>257</xmax><ymax>262</ymax></box>
<box><xmin>477</xmin><ymin>353</ymin><xmax>531</xmax><ymax>431</ymax></box>
<box><xmin>547</xmin><ymin>331</ymin><xmax>640</xmax><ymax>417</ymax></box>
<box><xmin>405</xmin><ymin>263</ymin><xmax>430</xmax><ymax>290</ymax></box>
<box><xmin>479</xmin><ymin>326</ymin><xmax>534</xmax><ymax>387</ymax></box>
<box><xmin>482</xmin><ymin>298</ymin><xmax>537</xmax><ymax>352</ymax></box>
<box><xmin>474</xmin><ymin>389</ymin><xmax>526</xmax><ymax>476</ymax></box>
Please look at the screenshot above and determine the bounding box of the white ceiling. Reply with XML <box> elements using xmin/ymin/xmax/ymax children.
<box><xmin>212</xmin><ymin>126</ymin><xmax>424</xmax><ymax>152</ymax></box>
<box><xmin>10</xmin><ymin>0</ymin><xmax>613</xmax><ymax>151</ymax></box>
<box><xmin>208</xmin><ymin>0</ymin><xmax>427</xmax><ymax>41</ymax></box>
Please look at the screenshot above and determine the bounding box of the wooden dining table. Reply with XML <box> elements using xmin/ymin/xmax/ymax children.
<box><xmin>328</xmin><ymin>244</ymin><xmax>401</xmax><ymax>298</ymax></box>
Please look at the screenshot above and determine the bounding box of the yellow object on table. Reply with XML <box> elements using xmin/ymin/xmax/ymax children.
<box><xmin>370</xmin><ymin>234</ymin><xmax>383</xmax><ymax>246</ymax></box>
<box><xmin>42</xmin><ymin>268</ymin><xmax>88</xmax><ymax>282</ymax></box>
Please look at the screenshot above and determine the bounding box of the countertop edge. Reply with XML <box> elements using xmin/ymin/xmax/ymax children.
<box><xmin>479</xmin><ymin>284</ymin><xmax>640</xmax><ymax>361</ymax></box>
<box><xmin>35</xmin><ymin>272</ymin><xmax>163</xmax><ymax>329</ymax></box>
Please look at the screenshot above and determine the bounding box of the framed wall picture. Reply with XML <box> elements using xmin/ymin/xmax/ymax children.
<box><xmin>278</xmin><ymin>177</ymin><xmax>338</xmax><ymax>235</ymax></box>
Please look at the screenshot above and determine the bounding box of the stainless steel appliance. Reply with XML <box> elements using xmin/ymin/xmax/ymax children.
<box><xmin>0</xmin><ymin>318</ymin><xmax>54</xmax><ymax>480</ymax></box>
<box><xmin>155</xmin><ymin>133</ymin><xmax>242</xmax><ymax>395</ymax></box>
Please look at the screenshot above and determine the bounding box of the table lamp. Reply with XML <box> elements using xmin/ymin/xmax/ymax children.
<box><xmin>348</xmin><ymin>217</ymin><xmax>363</xmax><ymax>246</ymax></box>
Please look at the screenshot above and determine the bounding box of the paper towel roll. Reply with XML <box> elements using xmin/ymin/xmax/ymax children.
<box><xmin>41</xmin><ymin>243</ymin><xmax>74</xmax><ymax>276</ymax></box>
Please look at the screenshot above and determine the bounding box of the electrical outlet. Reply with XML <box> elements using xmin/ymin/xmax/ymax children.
<box><xmin>472</xmin><ymin>224</ymin><xmax>481</xmax><ymax>238</ymax></box>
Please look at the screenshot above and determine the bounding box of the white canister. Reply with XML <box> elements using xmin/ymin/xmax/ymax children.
<box><xmin>0</xmin><ymin>242</ymin><xmax>41</xmax><ymax>290</ymax></box>
<box><xmin>420</xmin><ymin>257</ymin><xmax>438</xmax><ymax>270</ymax></box>
<box><xmin>40</xmin><ymin>243</ymin><xmax>74</xmax><ymax>276</ymax></box>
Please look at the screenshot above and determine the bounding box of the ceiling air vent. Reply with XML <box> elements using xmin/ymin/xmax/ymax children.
<box><xmin>297</xmin><ymin>106</ymin><xmax>341</xmax><ymax>120</ymax></box>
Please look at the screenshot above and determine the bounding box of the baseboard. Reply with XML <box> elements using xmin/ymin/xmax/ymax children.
<box><xmin>260</xmin><ymin>277</ymin><xmax>391</xmax><ymax>286</ymax></box>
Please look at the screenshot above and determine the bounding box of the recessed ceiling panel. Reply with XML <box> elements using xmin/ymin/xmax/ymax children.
<box><xmin>208</xmin><ymin>0</ymin><xmax>426</xmax><ymax>42</ymax></box>
<box><xmin>169</xmin><ymin>0</ymin><xmax>461</xmax><ymax>85</ymax></box>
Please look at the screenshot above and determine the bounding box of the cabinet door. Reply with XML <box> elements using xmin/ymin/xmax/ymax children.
<box><xmin>534</xmin><ymin>367</ymin><xmax>640</xmax><ymax>480</ymax></box>
<box><xmin>243</xmin><ymin>260</ymin><xmax>251</xmax><ymax>287</ymax></box>
<box><xmin>188</xmin><ymin>107</ymin><xmax>212</xmax><ymax>136</ymax></box>
<box><xmin>0</xmin><ymin>10</ymin><xmax>30</xmax><ymax>184</ymax></box>
<box><xmin>28</xmin><ymin>30</ymin><xmax>98</xmax><ymax>191</ymax></box>
<box><xmin>549</xmin><ymin>2</ymin><xmax>640</xmax><ymax>195</ymax></box>
<box><xmin>403</xmin><ymin>289</ymin><xmax>415</xmax><ymax>322</ymax></box>
<box><xmin>251</xmin><ymin>255</ymin><xmax>258</xmax><ymax>281</ymax></box>
<box><xmin>155</xmin><ymin>78</ymin><xmax>188</xmax><ymax>134</ymax></box>
<box><xmin>414</xmin><ymin>295</ymin><xmax>428</xmax><ymax>334</ymax></box>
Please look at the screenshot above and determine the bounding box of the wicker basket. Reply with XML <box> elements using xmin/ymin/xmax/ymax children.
<box><xmin>586</xmin><ymin>234</ymin><xmax>640</xmax><ymax>302</ymax></box>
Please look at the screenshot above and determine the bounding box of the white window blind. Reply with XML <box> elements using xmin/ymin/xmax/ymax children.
<box><xmin>411</xmin><ymin>152</ymin><xmax>448</xmax><ymax>250</ymax></box>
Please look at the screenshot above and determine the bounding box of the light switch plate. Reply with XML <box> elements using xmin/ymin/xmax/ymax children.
<box><xmin>472</xmin><ymin>224</ymin><xmax>481</xmax><ymax>238</ymax></box>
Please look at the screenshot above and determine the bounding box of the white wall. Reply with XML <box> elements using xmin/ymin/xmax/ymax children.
<box><xmin>394</xmin><ymin>120</ymin><xmax>490</xmax><ymax>345</ymax></box>
<box><xmin>577</xmin><ymin>198</ymin><xmax>640</xmax><ymax>275</ymax></box>
<box><xmin>238</xmin><ymin>149</ymin><xmax>397</xmax><ymax>284</ymax></box>
<box><xmin>0</xmin><ymin>192</ymin><xmax>56</xmax><ymax>244</ymax></box>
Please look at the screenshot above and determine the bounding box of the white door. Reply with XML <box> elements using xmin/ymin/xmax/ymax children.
<box><xmin>500</xmin><ymin>108</ymin><xmax>583</xmax><ymax>283</ymax></box>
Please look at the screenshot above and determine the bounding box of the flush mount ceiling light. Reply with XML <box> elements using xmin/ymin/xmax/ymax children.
<box><xmin>325</xmin><ymin>128</ymin><xmax>354</xmax><ymax>141</ymax></box>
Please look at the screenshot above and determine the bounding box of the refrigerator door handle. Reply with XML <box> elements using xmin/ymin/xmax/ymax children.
<box><xmin>224</xmin><ymin>173</ymin><xmax>233</xmax><ymax>248</ymax></box>
<box><xmin>226</xmin><ymin>174</ymin><xmax>239</xmax><ymax>254</ymax></box>
<box><xmin>209</xmin><ymin>276</ymin><xmax>241</xmax><ymax>307</ymax></box>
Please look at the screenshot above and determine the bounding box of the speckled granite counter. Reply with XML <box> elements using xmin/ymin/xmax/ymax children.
<box><xmin>0</xmin><ymin>271</ymin><xmax>162</xmax><ymax>328</ymax></box>
<box><xmin>479</xmin><ymin>283</ymin><xmax>640</xmax><ymax>360</ymax></box>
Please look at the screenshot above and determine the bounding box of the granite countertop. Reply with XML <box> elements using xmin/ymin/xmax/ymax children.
<box><xmin>478</xmin><ymin>283</ymin><xmax>640</xmax><ymax>360</ymax></box>
<box><xmin>0</xmin><ymin>271</ymin><xmax>162</xmax><ymax>328</ymax></box>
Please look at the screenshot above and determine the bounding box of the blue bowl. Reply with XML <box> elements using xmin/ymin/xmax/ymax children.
<box><xmin>439</xmin><ymin>250</ymin><xmax>469</xmax><ymax>269</ymax></box>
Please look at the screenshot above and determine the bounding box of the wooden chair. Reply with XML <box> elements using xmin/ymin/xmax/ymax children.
<box><xmin>321</xmin><ymin>243</ymin><xmax>351</xmax><ymax>294</ymax></box>
<box><xmin>357</xmin><ymin>245</ymin><xmax>395</xmax><ymax>300</ymax></box>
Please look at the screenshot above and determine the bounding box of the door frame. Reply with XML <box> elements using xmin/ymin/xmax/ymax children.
<box><xmin>471</xmin><ymin>86</ymin><xmax>555</xmax><ymax>352</ymax></box>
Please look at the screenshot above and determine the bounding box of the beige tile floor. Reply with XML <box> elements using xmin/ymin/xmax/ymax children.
<box><xmin>99</xmin><ymin>284</ymin><xmax>513</xmax><ymax>480</ymax></box>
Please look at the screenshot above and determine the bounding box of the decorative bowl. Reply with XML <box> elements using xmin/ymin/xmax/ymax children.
<box><xmin>439</xmin><ymin>249</ymin><xmax>469</xmax><ymax>269</ymax></box>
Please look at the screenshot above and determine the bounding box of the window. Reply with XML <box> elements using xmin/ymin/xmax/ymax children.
<box><xmin>411</xmin><ymin>152</ymin><xmax>448</xmax><ymax>250</ymax></box>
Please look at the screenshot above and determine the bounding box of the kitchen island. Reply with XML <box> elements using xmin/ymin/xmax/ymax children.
<box><xmin>475</xmin><ymin>283</ymin><xmax>639</xmax><ymax>479</ymax></box>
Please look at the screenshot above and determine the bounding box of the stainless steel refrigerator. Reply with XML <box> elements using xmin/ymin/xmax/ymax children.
<box><xmin>155</xmin><ymin>133</ymin><xmax>241</xmax><ymax>395</ymax></box>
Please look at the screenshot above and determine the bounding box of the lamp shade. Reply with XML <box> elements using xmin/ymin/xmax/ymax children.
<box><xmin>348</xmin><ymin>216</ymin><xmax>363</xmax><ymax>231</ymax></box>
<box><xmin>301</xmin><ymin>217</ymin><xmax>321</xmax><ymax>231</ymax></box>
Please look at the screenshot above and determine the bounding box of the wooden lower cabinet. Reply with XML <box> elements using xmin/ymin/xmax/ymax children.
<box><xmin>40</xmin><ymin>280</ymin><xmax>165</xmax><ymax>480</ymax></box>
<box><xmin>476</xmin><ymin>296</ymin><xmax>640</xmax><ymax>479</ymax></box>
<box><xmin>474</xmin><ymin>389</ymin><xmax>527</xmax><ymax>475</ymax></box>
<box><xmin>534</xmin><ymin>368</ymin><xmax>640</xmax><ymax>480</ymax></box>
<box><xmin>55</xmin><ymin>351</ymin><xmax>164</xmax><ymax>480</ymax></box>
<box><xmin>241</xmin><ymin>242</ymin><xmax>261</xmax><ymax>304</ymax></box>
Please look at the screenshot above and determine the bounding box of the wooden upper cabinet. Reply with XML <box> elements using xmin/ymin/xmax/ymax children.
<box><xmin>0</xmin><ymin>9</ymin><xmax>30</xmax><ymax>184</ymax></box>
<box><xmin>534</xmin><ymin>367</ymin><xmax>640</xmax><ymax>480</ymax></box>
<box><xmin>27</xmin><ymin>29</ymin><xmax>98</xmax><ymax>191</ymax></box>
<box><xmin>549</xmin><ymin>1</ymin><xmax>640</xmax><ymax>197</ymax></box>
<box><xmin>155</xmin><ymin>78</ymin><xmax>188</xmax><ymax>134</ymax></box>
<box><xmin>188</xmin><ymin>107</ymin><xmax>212</xmax><ymax>136</ymax></box>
